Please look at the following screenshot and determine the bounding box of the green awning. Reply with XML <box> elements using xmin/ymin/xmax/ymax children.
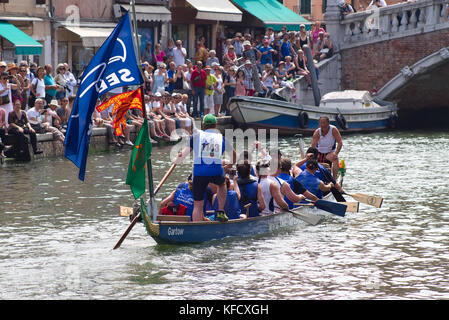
<box><xmin>0</xmin><ymin>20</ymin><xmax>42</xmax><ymax>55</ymax></box>
<box><xmin>231</xmin><ymin>0</ymin><xmax>312</xmax><ymax>31</ymax></box>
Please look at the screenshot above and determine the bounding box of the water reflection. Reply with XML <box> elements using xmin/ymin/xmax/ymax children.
<box><xmin>1</xmin><ymin>130</ymin><xmax>449</xmax><ymax>299</ymax></box>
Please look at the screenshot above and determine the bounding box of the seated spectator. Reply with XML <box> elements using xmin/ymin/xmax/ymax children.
<box><xmin>261</xmin><ymin>64</ymin><xmax>278</xmax><ymax>97</ymax></box>
<box><xmin>295</xmin><ymin>50</ymin><xmax>312</xmax><ymax>88</ymax></box>
<box><xmin>318</xmin><ymin>33</ymin><xmax>334</xmax><ymax>62</ymax></box>
<box><xmin>46</xmin><ymin>100</ymin><xmax>64</xmax><ymax>129</ymax></box>
<box><xmin>56</xmin><ymin>96</ymin><xmax>71</xmax><ymax>129</ymax></box>
<box><xmin>284</xmin><ymin>55</ymin><xmax>296</xmax><ymax>78</ymax></box>
<box><xmin>8</xmin><ymin>99</ymin><xmax>42</xmax><ymax>156</ymax></box>
<box><xmin>27</xmin><ymin>98</ymin><xmax>65</xmax><ymax>143</ymax></box>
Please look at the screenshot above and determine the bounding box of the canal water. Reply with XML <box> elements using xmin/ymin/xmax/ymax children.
<box><xmin>1</xmin><ymin>130</ymin><xmax>448</xmax><ymax>300</ymax></box>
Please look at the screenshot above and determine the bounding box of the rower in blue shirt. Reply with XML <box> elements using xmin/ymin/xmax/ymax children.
<box><xmin>296</xmin><ymin>159</ymin><xmax>333</xmax><ymax>199</ymax></box>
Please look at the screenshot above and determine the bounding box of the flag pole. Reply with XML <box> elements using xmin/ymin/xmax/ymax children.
<box><xmin>130</xmin><ymin>0</ymin><xmax>156</xmax><ymax>220</ymax></box>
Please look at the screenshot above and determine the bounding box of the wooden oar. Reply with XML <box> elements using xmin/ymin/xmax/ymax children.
<box><xmin>112</xmin><ymin>163</ymin><xmax>177</xmax><ymax>250</ymax></box>
<box><xmin>340</xmin><ymin>201</ymin><xmax>359</xmax><ymax>213</ymax></box>
<box><xmin>289</xmin><ymin>209</ymin><xmax>322</xmax><ymax>225</ymax></box>
<box><xmin>296</xmin><ymin>199</ymin><xmax>347</xmax><ymax>217</ymax></box>
<box><xmin>344</xmin><ymin>192</ymin><xmax>383</xmax><ymax>208</ymax></box>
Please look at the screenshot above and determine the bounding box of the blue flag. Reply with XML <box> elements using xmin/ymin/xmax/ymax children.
<box><xmin>64</xmin><ymin>12</ymin><xmax>143</xmax><ymax>181</ymax></box>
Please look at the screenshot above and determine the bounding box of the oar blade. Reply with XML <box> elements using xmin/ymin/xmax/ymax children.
<box><xmin>290</xmin><ymin>210</ymin><xmax>322</xmax><ymax>225</ymax></box>
<box><xmin>341</xmin><ymin>201</ymin><xmax>359</xmax><ymax>213</ymax></box>
<box><xmin>350</xmin><ymin>193</ymin><xmax>383</xmax><ymax>208</ymax></box>
<box><xmin>314</xmin><ymin>199</ymin><xmax>347</xmax><ymax>217</ymax></box>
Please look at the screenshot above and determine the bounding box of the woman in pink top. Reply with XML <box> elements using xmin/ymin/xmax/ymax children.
<box><xmin>235</xmin><ymin>69</ymin><xmax>246</xmax><ymax>96</ymax></box>
<box><xmin>311</xmin><ymin>21</ymin><xmax>326</xmax><ymax>55</ymax></box>
<box><xmin>153</xmin><ymin>44</ymin><xmax>166</xmax><ymax>67</ymax></box>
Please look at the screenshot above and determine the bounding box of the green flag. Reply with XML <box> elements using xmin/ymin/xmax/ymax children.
<box><xmin>126</xmin><ymin>118</ymin><xmax>152</xmax><ymax>199</ymax></box>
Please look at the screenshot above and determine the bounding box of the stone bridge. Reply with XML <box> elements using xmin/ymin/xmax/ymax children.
<box><xmin>279</xmin><ymin>0</ymin><xmax>449</xmax><ymax>127</ymax></box>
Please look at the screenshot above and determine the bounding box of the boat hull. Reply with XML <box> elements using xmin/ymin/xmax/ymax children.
<box><xmin>229</xmin><ymin>96</ymin><xmax>398</xmax><ymax>135</ymax></box>
<box><xmin>143</xmin><ymin>208</ymin><xmax>316</xmax><ymax>244</ymax></box>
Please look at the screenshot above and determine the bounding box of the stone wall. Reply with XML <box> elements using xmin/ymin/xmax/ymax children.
<box><xmin>340</xmin><ymin>29</ymin><xmax>449</xmax><ymax>92</ymax></box>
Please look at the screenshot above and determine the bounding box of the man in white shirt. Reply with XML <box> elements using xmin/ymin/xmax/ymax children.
<box><xmin>172</xmin><ymin>40</ymin><xmax>187</xmax><ymax>67</ymax></box>
<box><xmin>63</xmin><ymin>63</ymin><xmax>77</xmax><ymax>96</ymax></box>
<box><xmin>27</xmin><ymin>98</ymin><xmax>65</xmax><ymax>142</ymax></box>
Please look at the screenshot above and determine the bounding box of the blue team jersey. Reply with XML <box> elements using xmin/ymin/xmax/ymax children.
<box><xmin>190</xmin><ymin>129</ymin><xmax>226</xmax><ymax>177</ymax></box>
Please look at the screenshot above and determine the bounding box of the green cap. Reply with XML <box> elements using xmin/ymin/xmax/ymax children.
<box><xmin>203</xmin><ymin>114</ymin><xmax>217</xmax><ymax>125</ymax></box>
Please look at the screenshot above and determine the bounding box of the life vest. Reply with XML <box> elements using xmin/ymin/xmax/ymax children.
<box><xmin>237</xmin><ymin>177</ymin><xmax>259</xmax><ymax>218</ymax></box>
<box><xmin>296</xmin><ymin>170</ymin><xmax>323</xmax><ymax>199</ymax></box>
<box><xmin>278</xmin><ymin>172</ymin><xmax>295</xmax><ymax>209</ymax></box>
<box><xmin>173</xmin><ymin>182</ymin><xmax>194</xmax><ymax>219</ymax></box>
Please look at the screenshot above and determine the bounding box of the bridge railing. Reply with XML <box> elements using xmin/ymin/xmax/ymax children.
<box><xmin>337</xmin><ymin>0</ymin><xmax>448</xmax><ymax>49</ymax></box>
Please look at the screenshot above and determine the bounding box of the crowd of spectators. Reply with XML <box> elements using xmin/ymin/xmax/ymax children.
<box><xmin>0</xmin><ymin>20</ymin><xmax>339</xmax><ymax>159</ymax></box>
<box><xmin>139</xmin><ymin>21</ymin><xmax>334</xmax><ymax>118</ymax></box>
<box><xmin>0</xmin><ymin>60</ymin><xmax>75</xmax><ymax>159</ymax></box>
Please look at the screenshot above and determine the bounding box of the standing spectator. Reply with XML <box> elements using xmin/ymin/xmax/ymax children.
<box><xmin>183</xmin><ymin>61</ymin><xmax>193</xmax><ymax>115</ymax></box>
<box><xmin>256</xmin><ymin>37</ymin><xmax>276</xmax><ymax>71</ymax></box>
<box><xmin>153</xmin><ymin>44</ymin><xmax>166</xmax><ymax>67</ymax></box>
<box><xmin>271</xmin><ymin>34</ymin><xmax>281</xmax><ymax>68</ymax></box>
<box><xmin>279</xmin><ymin>33</ymin><xmax>296</xmax><ymax>61</ymax></box>
<box><xmin>206</xmin><ymin>50</ymin><xmax>219</xmax><ymax>67</ymax></box>
<box><xmin>0</xmin><ymin>71</ymin><xmax>18</xmax><ymax>126</ymax></box>
<box><xmin>165</xmin><ymin>38</ymin><xmax>175</xmax><ymax>62</ymax></box>
<box><xmin>233</xmin><ymin>33</ymin><xmax>243</xmax><ymax>58</ymax></box>
<box><xmin>30</xmin><ymin>66</ymin><xmax>46</xmax><ymax>108</ymax></box>
<box><xmin>173</xmin><ymin>40</ymin><xmax>187</xmax><ymax>67</ymax></box>
<box><xmin>204</xmin><ymin>66</ymin><xmax>217</xmax><ymax>116</ymax></box>
<box><xmin>311</xmin><ymin>21</ymin><xmax>326</xmax><ymax>53</ymax></box>
<box><xmin>63</xmin><ymin>63</ymin><xmax>77</xmax><ymax>97</ymax></box>
<box><xmin>173</xmin><ymin>65</ymin><xmax>187</xmax><ymax>94</ymax></box>
<box><xmin>235</xmin><ymin>69</ymin><xmax>246</xmax><ymax>96</ymax></box>
<box><xmin>143</xmin><ymin>62</ymin><xmax>154</xmax><ymax>94</ymax></box>
<box><xmin>190</xmin><ymin>61</ymin><xmax>206</xmax><ymax>117</ymax></box>
<box><xmin>298</xmin><ymin>24</ymin><xmax>310</xmax><ymax>50</ymax></box>
<box><xmin>242</xmin><ymin>60</ymin><xmax>255</xmax><ymax>96</ymax></box>
<box><xmin>44</xmin><ymin>64</ymin><xmax>61</xmax><ymax>105</ymax></box>
<box><xmin>0</xmin><ymin>61</ymin><xmax>6</xmax><ymax>77</ymax></box>
<box><xmin>242</xmin><ymin>41</ymin><xmax>262</xmax><ymax>93</ymax></box>
<box><xmin>194</xmin><ymin>41</ymin><xmax>208</xmax><ymax>64</ymax></box>
<box><xmin>8</xmin><ymin>63</ymin><xmax>23</xmax><ymax>105</ymax></box>
<box><xmin>54</xmin><ymin>63</ymin><xmax>68</xmax><ymax>100</ymax></box>
<box><xmin>165</xmin><ymin>61</ymin><xmax>177</xmax><ymax>94</ymax></box>
<box><xmin>213</xmin><ymin>65</ymin><xmax>224</xmax><ymax>116</ymax></box>
<box><xmin>152</xmin><ymin>63</ymin><xmax>168</xmax><ymax>94</ymax></box>
<box><xmin>17</xmin><ymin>66</ymin><xmax>30</xmax><ymax>110</ymax></box>
<box><xmin>223</xmin><ymin>66</ymin><xmax>236</xmax><ymax>109</ymax></box>
<box><xmin>142</xmin><ymin>41</ymin><xmax>154</xmax><ymax>65</ymax></box>
<box><xmin>223</xmin><ymin>45</ymin><xmax>237</xmax><ymax>65</ymax></box>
